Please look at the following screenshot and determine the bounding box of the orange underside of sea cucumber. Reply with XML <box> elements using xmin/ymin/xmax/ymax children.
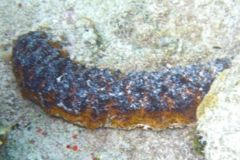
<box><xmin>18</xmin><ymin>84</ymin><xmax>199</xmax><ymax>129</ymax></box>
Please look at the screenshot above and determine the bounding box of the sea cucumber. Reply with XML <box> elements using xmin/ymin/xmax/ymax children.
<box><xmin>12</xmin><ymin>31</ymin><xmax>231</xmax><ymax>129</ymax></box>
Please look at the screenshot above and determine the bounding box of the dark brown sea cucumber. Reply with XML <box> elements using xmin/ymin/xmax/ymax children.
<box><xmin>12</xmin><ymin>31</ymin><xmax>231</xmax><ymax>129</ymax></box>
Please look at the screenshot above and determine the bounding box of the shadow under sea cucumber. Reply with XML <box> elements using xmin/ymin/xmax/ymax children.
<box><xmin>12</xmin><ymin>31</ymin><xmax>231</xmax><ymax>129</ymax></box>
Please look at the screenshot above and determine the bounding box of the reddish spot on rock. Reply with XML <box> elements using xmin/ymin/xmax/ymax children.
<box><xmin>72</xmin><ymin>145</ymin><xmax>79</xmax><ymax>151</ymax></box>
<box><xmin>92</xmin><ymin>157</ymin><xmax>98</xmax><ymax>160</ymax></box>
<box><xmin>91</xmin><ymin>153</ymin><xmax>99</xmax><ymax>160</ymax></box>
<box><xmin>66</xmin><ymin>144</ymin><xmax>71</xmax><ymax>149</ymax></box>
<box><xmin>66</xmin><ymin>144</ymin><xmax>79</xmax><ymax>151</ymax></box>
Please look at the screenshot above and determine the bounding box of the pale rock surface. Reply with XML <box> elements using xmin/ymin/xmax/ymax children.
<box><xmin>197</xmin><ymin>55</ymin><xmax>240</xmax><ymax>160</ymax></box>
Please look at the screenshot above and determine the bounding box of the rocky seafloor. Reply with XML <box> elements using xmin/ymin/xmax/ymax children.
<box><xmin>0</xmin><ymin>0</ymin><xmax>240</xmax><ymax>160</ymax></box>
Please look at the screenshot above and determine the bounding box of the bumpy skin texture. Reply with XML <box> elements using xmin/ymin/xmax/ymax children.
<box><xmin>12</xmin><ymin>31</ymin><xmax>231</xmax><ymax>129</ymax></box>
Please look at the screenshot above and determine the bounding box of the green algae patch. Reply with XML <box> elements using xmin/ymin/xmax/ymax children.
<box><xmin>193</xmin><ymin>134</ymin><xmax>206</xmax><ymax>156</ymax></box>
<box><xmin>197</xmin><ymin>70</ymin><xmax>230</xmax><ymax>119</ymax></box>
